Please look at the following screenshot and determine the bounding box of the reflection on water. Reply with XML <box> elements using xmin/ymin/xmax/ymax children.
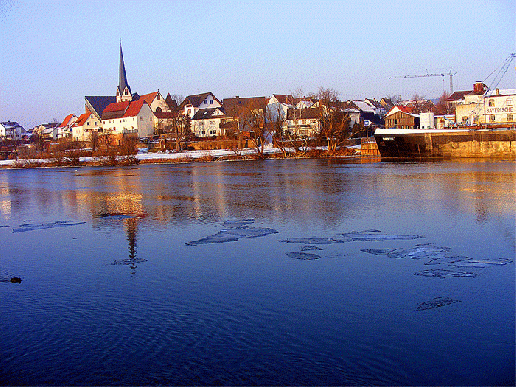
<box><xmin>0</xmin><ymin>159</ymin><xmax>514</xmax><ymax>386</ymax></box>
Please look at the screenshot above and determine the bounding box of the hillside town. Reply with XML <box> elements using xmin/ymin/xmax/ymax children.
<box><xmin>1</xmin><ymin>46</ymin><xmax>515</xmax><ymax>161</ymax></box>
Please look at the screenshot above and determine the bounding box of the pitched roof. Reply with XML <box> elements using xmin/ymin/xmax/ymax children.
<box><xmin>180</xmin><ymin>92</ymin><xmax>214</xmax><ymax>109</ymax></box>
<box><xmin>386</xmin><ymin>105</ymin><xmax>415</xmax><ymax>116</ymax></box>
<box><xmin>446</xmin><ymin>90</ymin><xmax>472</xmax><ymax>102</ymax></box>
<box><xmin>223</xmin><ymin>96</ymin><xmax>268</xmax><ymax>117</ymax></box>
<box><xmin>192</xmin><ymin>108</ymin><xmax>225</xmax><ymax>120</ymax></box>
<box><xmin>85</xmin><ymin>96</ymin><xmax>117</xmax><ymax>117</ymax></box>
<box><xmin>59</xmin><ymin>114</ymin><xmax>75</xmax><ymax>127</ymax></box>
<box><xmin>286</xmin><ymin>108</ymin><xmax>321</xmax><ymax>120</ymax></box>
<box><xmin>139</xmin><ymin>91</ymin><xmax>159</xmax><ymax>105</ymax></box>
<box><xmin>74</xmin><ymin>112</ymin><xmax>92</xmax><ymax>126</ymax></box>
<box><xmin>273</xmin><ymin>94</ymin><xmax>294</xmax><ymax>105</ymax></box>
<box><xmin>124</xmin><ymin>99</ymin><xmax>147</xmax><ymax>117</ymax></box>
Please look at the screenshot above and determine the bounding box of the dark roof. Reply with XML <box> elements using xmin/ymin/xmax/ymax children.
<box><xmin>286</xmin><ymin>108</ymin><xmax>321</xmax><ymax>120</ymax></box>
<box><xmin>273</xmin><ymin>94</ymin><xmax>294</xmax><ymax>104</ymax></box>
<box><xmin>85</xmin><ymin>96</ymin><xmax>117</xmax><ymax>117</ymax></box>
<box><xmin>180</xmin><ymin>92</ymin><xmax>216</xmax><ymax>109</ymax></box>
<box><xmin>192</xmin><ymin>108</ymin><xmax>224</xmax><ymax>120</ymax></box>
<box><xmin>223</xmin><ymin>96</ymin><xmax>268</xmax><ymax>117</ymax></box>
<box><xmin>446</xmin><ymin>90</ymin><xmax>472</xmax><ymax>102</ymax></box>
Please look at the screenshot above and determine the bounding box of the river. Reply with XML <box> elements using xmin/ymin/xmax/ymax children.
<box><xmin>0</xmin><ymin>159</ymin><xmax>514</xmax><ymax>385</ymax></box>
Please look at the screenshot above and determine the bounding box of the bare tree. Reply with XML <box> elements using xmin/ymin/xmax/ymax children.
<box><xmin>316</xmin><ymin>88</ymin><xmax>351</xmax><ymax>154</ymax></box>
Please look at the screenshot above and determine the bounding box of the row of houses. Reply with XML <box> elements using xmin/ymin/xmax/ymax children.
<box><xmin>385</xmin><ymin>81</ymin><xmax>516</xmax><ymax>130</ymax></box>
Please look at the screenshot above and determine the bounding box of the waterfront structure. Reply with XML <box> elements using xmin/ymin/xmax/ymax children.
<box><xmin>384</xmin><ymin>106</ymin><xmax>420</xmax><ymax>129</ymax></box>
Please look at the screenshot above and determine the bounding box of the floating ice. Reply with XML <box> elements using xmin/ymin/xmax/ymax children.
<box><xmin>222</xmin><ymin>219</ymin><xmax>256</xmax><ymax>228</ymax></box>
<box><xmin>223</xmin><ymin>227</ymin><xmax>279</xmax><ymax>239</ymax></box>
<box><xmin>279</xmin><ymin>237</ymin><xmax>334</xmax><ymax>245</ymax></box>
<box><xmin>340</xmin><ymin>230</ymin><xmax>424</xmax><ymax>242</ymax></box>
<box><xmin>186</xmin><ymin>220</ymin><xmax>278</xmax><ymax>246</ymax></box>
<box><xmin>301</xmin><ymin>245</ymin><xmax>323</xmax><ymax>251</ymax></box>
<box><xmin>452</xmin><ymin>258</ymin><xmax>513</xmax><ymax>268</ymax></box>
<box><xmin>414</xmin><ymin>269</ymin><xmax>477</xmax><ymax>278</ymax></box>
<box><xmin>186</xmin><ymin>231</ymin><xmax>240</xmax><ymax>246</ymax></box>
<box><xmin>13</xmin><ymin>220</ymin><xmax>86</xmax><ymax>233</ymax></box>
<box><xmin>286</xmin><ymin>251</ymin><xmax>321</xmax><ymax>260</ymax></box>
<box><xmin>416</xmin><ymin>296</ymin><xmax>461</xmax><ymax>311</ymax></box>
<box><xmin>361</xmin><ymin>244</ymin><xmax>448</xmax><ymax>259</ymax></box>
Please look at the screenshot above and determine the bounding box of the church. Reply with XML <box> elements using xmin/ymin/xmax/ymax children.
<box><xmin>76</xmin><ymin>44</ymin><xmax>176</xmax><ymax>143</ymax></box>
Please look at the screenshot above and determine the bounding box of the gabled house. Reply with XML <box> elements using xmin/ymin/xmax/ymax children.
<box><xmin>57</xmin><ymin>114</ymin><xmax>77</xmax><ymax>139</ymax></box>
<box><xmin>179</xmin><ymin>92</ymin><xmax>222</xmax><ymax>119</ymax></box>
<box><xmin>0</xmin><ymin>121</ymin><xmax>25</xmax><ymax>140</ymax></box>
<box><xmin>191</xmin><ymin>108</ymin><xmax>226</xmax><ymax>137</ymax></box>
<box><xmin>384</xmin><ymin>106</ymin><xmax>420</xmax><ymax>129</ymax></box>
<box><xmin>138</xmin><ymin>91</ymin><xmax>171</xmax><ymax>113</ymax></box>
<box><xmin>101</xmin><ymin>99</ymin><xmax>154</xmax><ymax>138</ymax></box>
<box><xmin>71</xmin><ymin>111</ymin><xmax>103</xmax><ymax>142</ymax></box>
<box><xmin>285</xmin><ymin>108</ymin><xmax>321</xmax><ymax>137</ymax></box>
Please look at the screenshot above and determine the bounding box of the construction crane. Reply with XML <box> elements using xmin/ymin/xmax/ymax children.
<box><xmin>398</xmin><ymin>71</ymin><xmax>457</xmax><ymax>94</ymax></box>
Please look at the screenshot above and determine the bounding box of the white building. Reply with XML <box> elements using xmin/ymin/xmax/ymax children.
<box><xmin>101</xmin><ymin>99</ymin><xmax>154</xmax><ymax>138</ymax></box>
<box><xmin>191</xmin><ymin>108</ymin><xmax>226</xmax><ymax>137</ymax></box>
<box><xmin>180</xmin><ymin>92</ymin><xmax>222</xmax><ymax>119</ymax></box>
<box><xmin>0</xmin><ymin>121</ymin><xmax>25</xmax><ymax>140</ymax></box>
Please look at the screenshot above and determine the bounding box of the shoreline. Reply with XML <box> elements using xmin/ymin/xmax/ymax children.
<box><xmin>0</xmin><ymin>145</ymin><xmax>366</xmax><ymax>170</ymax></box>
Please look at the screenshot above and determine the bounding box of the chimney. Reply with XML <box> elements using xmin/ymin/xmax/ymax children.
<box><xmin>473</xmin><ymin>81</ymin><xmax>485</xmax><ymax>94</ymax></box>
<box><xmin>495</xmin><ymin>88</ymin><xmax>500</xmax><ymax>95</ymax></box>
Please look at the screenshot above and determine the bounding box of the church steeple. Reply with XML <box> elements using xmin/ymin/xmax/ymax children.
<box><xmin>117</xmin><ymin>43</ymin><xmax>132</xmax><ymax>102</ymax></box>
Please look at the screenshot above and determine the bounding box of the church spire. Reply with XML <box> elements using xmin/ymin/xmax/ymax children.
<box><xmin>117</xmin><ymin>42</ymin><xmax>132</xmax><ymax>102</ymax></box>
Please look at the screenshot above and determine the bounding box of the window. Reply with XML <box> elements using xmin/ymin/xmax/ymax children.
<box><xmin>508</xmin><ymin>114</ymin><xmax>514</xmax><ymax>121</ymax></box>
<box><xmin>490</xmin><ymin>115</ymin><xmax>496</xmax><ymax>122</ymax></box>
<box><xmin>488</xmin><ymin>99</ymin><xmax>494</xmax><ymax>107</ymax></box>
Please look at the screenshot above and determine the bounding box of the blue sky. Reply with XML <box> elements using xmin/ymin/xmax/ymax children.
<box><xmin>0</xmin><ymin>0</ymin><xmax>515</xmax><ymax>128</ymax></box>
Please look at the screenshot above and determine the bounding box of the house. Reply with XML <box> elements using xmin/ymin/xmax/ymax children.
<box><xmin>138</xmin><ymin>91</ymin><xmax>171</xmax><ymax>113</ymax></box>
<box><xmin>101</xmin><ymin>99</ymin><xmax>154</xmax><ymax>139</ymax></box>
<box><xmin>285</xmin><ymin>108</ymin><xmax>321</xmax><ymax>137</ymax></box>
<box><xmin>267</xmin><ymin>94</ymin><xmax>295</xmax><ymax>122</ymax></box>
<box><xmin>71</xmin><ymin>111</ymin><xmax>103</xmax><ymax>142</ymax></box>
<box><xmin>34</xmin><ymin>123</ymin><xmax>60</xmax><ymax>140</ymax></box>
<box><xmin>56</xmin><ymin>114</ymin><xmax>77</xmax><ymax>139</ymax></box>
<box><xmin>0</xmin><ymin>121</ymin><xmax>25</xmax><ymax>140</ymax></box>
<box><xmin>190</xmin><ymin>108</ymin><xmax>226</xmax><ymax>137</ymax></box>
<box><xmin>384</xmin><ymin>106</ymin><xmax>420</xmax><ymax>129</ymax></box>
<box><xmin>482</xmin><ymin>88</ymin><xmax>516</xmax><ymax>125</ymax></box>
<box><xmin>179</xmin><ymin>92</ymin><xmax>222</xmax><ymax>119</ymax></box>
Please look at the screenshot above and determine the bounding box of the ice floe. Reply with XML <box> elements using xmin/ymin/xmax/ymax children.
<box><xmin>279</xmin><ymin>237</ymin><xmax>334</xmax><ymax>245</ymax></box>
<box><xmin>286</xmin><ymin>251</ymin><xmax>321</xmax><ymax>260</ymax></box>
<box><xmin>339</xmin><ymin>230</ymin><xmax>424</xmax><ymax>242</ymax></box>
<box><xmin>416</xmin><ymin>296</ymin><xmax>461</xmax><ymax>311</ymax></box>
<box><xmin>414</xmin><ymin>269</ymin><xmax>477</xmax><ymax>278</ymax></box>
<box><xmin>186</xmin><ymin>219</ymin><xmax>278</xmax><ymax>246</ymax></box>
<box><xmin>12</xmin><ymin>220</ymin><xmax>86</xmax><ymax>233</ymax></box>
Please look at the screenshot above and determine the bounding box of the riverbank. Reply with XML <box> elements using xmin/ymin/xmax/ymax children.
<box><xmin>0</xmin><ymin>144</ymin><xmax>364</xmax><ymax>169</ymax></box>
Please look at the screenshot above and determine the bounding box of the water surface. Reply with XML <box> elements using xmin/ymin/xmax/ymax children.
<box><xmin>0</xmin><ymin>159</ymin><xmax>514</xmax><ymax>385</ymax></box>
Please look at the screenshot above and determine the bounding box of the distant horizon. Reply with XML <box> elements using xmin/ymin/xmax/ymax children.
<box><xmin>1</xmin><ymin>0</ymin><xmax>514</xmax><ymax>129</ymax></box>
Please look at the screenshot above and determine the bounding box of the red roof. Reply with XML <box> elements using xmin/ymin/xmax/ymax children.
<box><xmin>103</xmin><ymin>101</ymin><xmax>131</xmax><ymax>113</ymax></box>
<box><xmin>59</xmin><ymin>114</ymin><xmax>75</xmax><ymax>127</ymax></box>
<box><xmin>123</xmin><ymin>99</ymin><xmax>147</xmax><ymax>117</ymax></box>
<box><xmin>74</xmin><ymin>112</ymin><xmax>91</xmax><ymax>126</ymax></box>
<box><xmin>139</xmin><ymin>92</ymin><xmax>158</xmax><ymax>105</ymax></box>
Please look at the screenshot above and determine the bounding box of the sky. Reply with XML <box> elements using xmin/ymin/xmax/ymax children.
<box><xmin>0</xmin><ymin>0</ymin><xmax>515</xmax><ymax>129</ymax></box>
